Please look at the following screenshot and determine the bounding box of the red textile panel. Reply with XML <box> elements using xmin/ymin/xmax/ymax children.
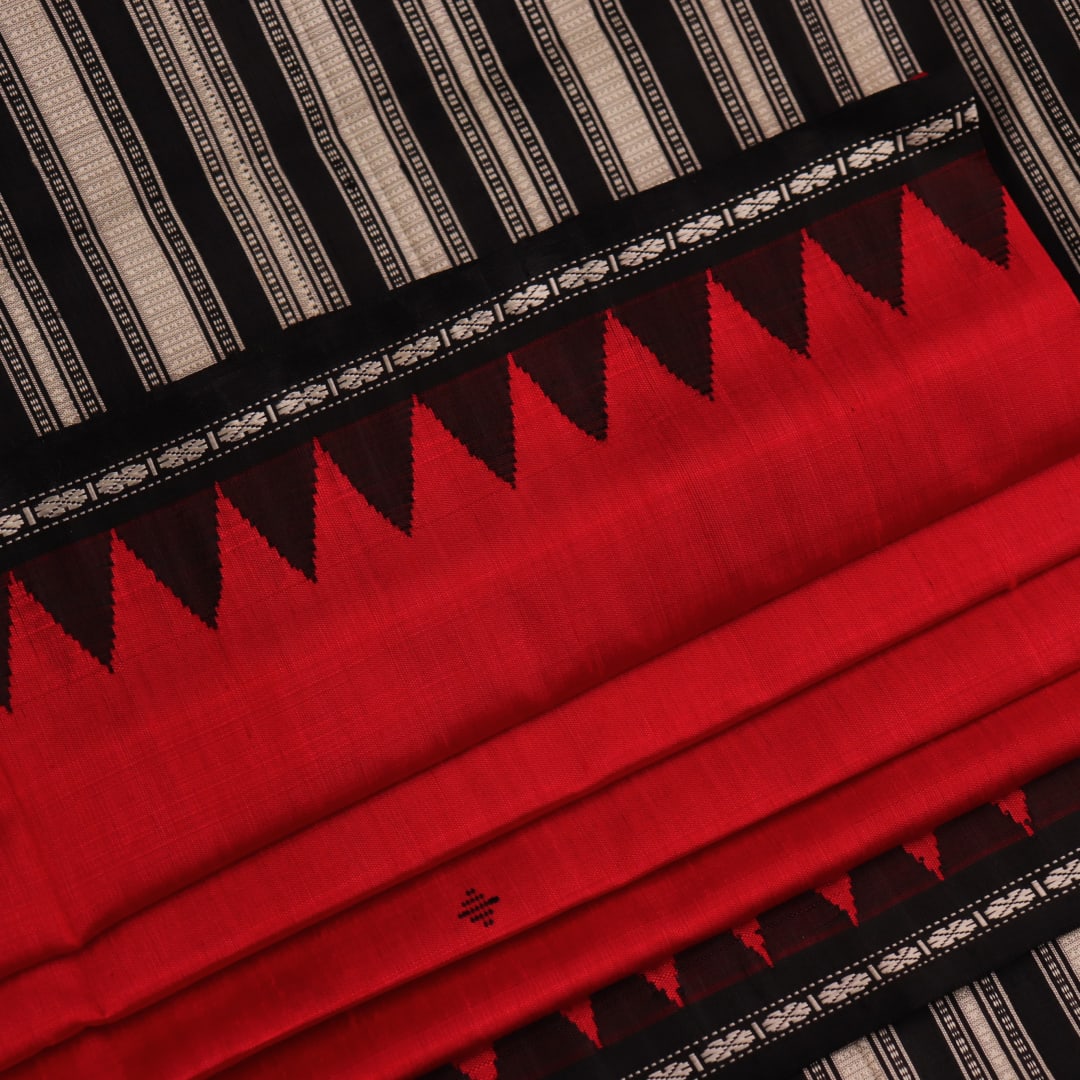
<box><xmin>7</xmin><ymin>425</ymin><xmax>1080</xmax><ymax>1073</ymax></box>
<box><xmin>19</xmin><ymin>662</ymin><xmax>1080</xmax><ymax>1080</ymax></box>
<box><xmin>1</xmin><ymin>176</ymin><xmax>1078</xmax><ymax>989</ymax></box>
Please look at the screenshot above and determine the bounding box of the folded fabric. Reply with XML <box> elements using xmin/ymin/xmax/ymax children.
<box><xmin>10</xmin><ymin>364</ymin><xmax>1080</xmax><ymax>1072</ymax></box>
<box><xmin>3</xmin><ymin>156</ymin><xmax>1077</xmax><ymax>988</ymax></box>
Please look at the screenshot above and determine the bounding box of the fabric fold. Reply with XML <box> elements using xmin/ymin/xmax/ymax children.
<box><xmin>1</xmin><ymin>177</ymin><xmax>1077</xmax><ymax>990</ymax></box>
<box><xmin>16</xmin><ymin>507</ymin><xmax>1080</xmax><ymax>1077</ymax></box>
<box><xmin>3</xmin><ymin>407</ymin><xmax>1080</xmax><ymax>1071</ymax></box>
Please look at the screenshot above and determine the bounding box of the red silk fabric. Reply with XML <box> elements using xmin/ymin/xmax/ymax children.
<box><xmin>5</xmin><ymin>177</ymin><xmax>1080</xmax><ymax>1076</ymax></box>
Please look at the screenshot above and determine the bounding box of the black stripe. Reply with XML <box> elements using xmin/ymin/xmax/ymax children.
<box><xmin>358</xmin><ymin>2</ymin><xmax>512</xmax><ymax>251</ymax></box>
<box><xmin>994</xmin><ymin>949</ymin><xmax>1080</xmax><ymax>1078</ymax></box>
<box><xmin>0</xmin><ymin>80</ymin><xmax>144</xmax><ymax>420</ymax></box>
<box><xmin>891</xmin><ymin>1</ymin><xmax>956</xmax><ymax>74</ymax></box>
<box><xmin>999</xmin><ymin>0</ymin><xmax>1080</xmax><ymax>114</ymax></box>
<box><xmin>469</xmin><ymin>0</ymin><xmax>615</xmax><ymax>210</ymax></box>
<box><xmin>893</xmin><ymin>1005</ymin><xmax>967</xmax><ymax>1079</ymax></box>
<box><xmin>617</xmin><ymin>0</ymin><xmax>744</xmax><ymax>168</ymax></box>
<box><xmin>203</xmin><ymin>0</ymin><xmax>388</xmax><ymax>313</ymax></box>
<box><xmin>76</xmin><ymin>0</ymin><xmax>275</xmax><ymax>350</ymax></box>
<box><xmin>749</xmin><ymin>2</ymin><xmax>843</xmax><ymax>120</ymax></box>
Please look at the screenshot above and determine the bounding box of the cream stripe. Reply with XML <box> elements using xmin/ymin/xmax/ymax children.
<box><xmin>0</xmin><ymin>190</ymin><xmax>100</xmax><ymax>424</ymax></box>
<box><xmin>936</xmin><ymin>0</ymin><xmax>1080</xmax><ymax>270</ymax></box>
<box><xmin>402</xmin><ymin>0</ymin><xmax>551</xmax><ymax>237</ymax></box>
<box><xmin>271</xmin><ymin>0</ymin><xmax>460</xmax><ymax>280</ymax></box>
<box><xmin>952</xmin><ymin>987</ymin><xmax>1024</xmax><ymax>1080</ymax></box>
<box><xmin>130</xmin><ymin>0</ymin><xmax>345</xmax><ymax>325</ymax></box>
<box><xmin>691</xmin><ymin>0</ymin><xmax>787</xmax><ymax>140</ymax></box>
<box><xmin>0</xmin><ymin>304</ymin><xmax>57</xmax><ymax>436</ymax></box>
<box><xmin>830</xmin><ymin>1038</ymin><xmax>892</xmax><ymax>1079</ymax></box>
<box><xmin>0</xmin><ymin>260</ymin><xmax>80</xmax><ymax>428</ymax></box>
<box><xmin>446</xmin><ymin>0</ymin><xmax>575</xmax><ymax>220</ymax></box>
<box><xmin>0</xmin><ymin>0</ymin><xmax>219</xmax><ymax>383</ymax></box>
<box><xmin>419</xmin><ymin>0</ymin><xmax>560</xmax><ymax>230</ymax></box>
<box><xmin>1055</xmin><ymin>927</ymin><xmax>1080</xmax><ymax>973</ymax></box>
<box><xmin>811</xmin><ymin>0</ymin><xmax>904</xmax><ymax>97</ymax></box>
<box><xmin>539</xmin><ymin>0</ymin><xmax>675</xmax><ymax>192</ymax></box>
<box><xmin>976</xmin><ymin>976</ymin><xmax>1052</xmax><ymax>1079</ymax></box>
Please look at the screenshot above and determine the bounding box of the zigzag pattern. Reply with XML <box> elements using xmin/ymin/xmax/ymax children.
<box><xmin>0</xmin><ymin>154</ymin><xmax>1007</xmax><ymax>707</ymax></box>
<box><xmin>427</xmin><ymin>761</ymin><xmax>1080</xmax><ymax>1080</ymax></box>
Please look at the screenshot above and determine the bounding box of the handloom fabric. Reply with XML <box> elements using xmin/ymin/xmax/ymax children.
<box><xmin>798</xmin><ymin>927</ymin><xmax>1080</xmax><ymax>1080</ymax></box>
<box><xmin>0</xmin><ymin>0</ymin><xmax>927</xmax><ymax>436</ymax></box>
<box><xmin>1</xmin><ymin>3</ymin><xmax>1080</xmax><ymax>1080</ymax></box>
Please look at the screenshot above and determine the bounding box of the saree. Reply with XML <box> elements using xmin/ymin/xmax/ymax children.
<box><xmin>0</xmin><ymin>2</ymin><xmax>1078</xmax><ymax>1078</ymax></box>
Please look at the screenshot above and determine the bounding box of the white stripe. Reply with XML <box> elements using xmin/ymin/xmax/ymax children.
<box><xmin>0</xmin><ymin>191</ymin><xmax>100</xmax><ymax>426</ymax></box>
<box><xmin>830</xmin><ymin>1038</ymin><xmax>893</xmax><ymax>1079</ymax></box>
<box><xmin>973</xmin><ymin>976</ymin><xmax>1053</xmax><ymax>1079</ymax></box>
<box><xmin>0</xmin><ymin>256</ymin><xmax>79</xmax><ymax>430</ymax></box>
<box><xmin>398</xmin><ymin>0</ymin><xmax>552</xmax><ymax>237</ymax></box>
<box><xmin>932</xmin><ymin>997</ymin><xmax>995</xmax><ymax>1080</ymax></box>
<box><xmin>676</xmin><ymin>0</ymin><xmax>797</xmax><ymax>145</ymax></box>
<box><xmin>441</xmin><ymin>0</ymin><xmax>576</xmax><ymax>221</ymax></box>
<box><xmin>952</xmin><ymin>986</ymin><xmax>1024</xmax><ymax>1080</ymax></box>
<box><xmin>0</xmin><ymin>0</ymin><xmax>231</xmax><ymax>384</ymax></box>
<box><xmin>261</xmin><ymin>0</ymin><xmax>472</xmax><ymax>282</ymax></box>
<box><xmin>128</xmin><ymin>0</ymin><xmax>346</xmax><ymax>325</ymax></box>
<box><xmin>514</xmin><ymin>0</ymin><xmax>636</xmax><ymax>197</ymax></box>
<box><xmin>807</xmin><ymin>0</ymin><xmax>911</xmax><ymax>98</ymax></box>
<box><xmin>527</xmin><ymin>0</ymin><xmax>677</xmax><ymax>191</ymax></box>
<box><xmin>590</xmin><ymin>0</ymin><xmax>699</xmax><ymax>173</ymax></box>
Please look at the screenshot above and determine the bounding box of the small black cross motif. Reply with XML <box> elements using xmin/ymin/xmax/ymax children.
<box><xmin>458</xmin><ymin>887</ymin><xmax>500</xmax><ymax>928</ymax></box>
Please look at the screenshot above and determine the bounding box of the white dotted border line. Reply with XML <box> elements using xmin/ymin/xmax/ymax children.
<box><xmin>632</xmin><ymin>849</ymin><xmax>1080</xmax><ymax>1080</ymax></box>
<box><xmin>0</xmin><ymin>100</ymin><xmax>977</xmax><ymax>548</ymax></box>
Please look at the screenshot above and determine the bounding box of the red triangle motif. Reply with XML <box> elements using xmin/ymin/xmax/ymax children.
<box><xmin>319</xmin><ymin>398</ymin><xmax>414</xmax><ymax>534</ymax></box>
<box><xmin>455</xmin><ymin>1047</ymin><xmax>497</xmax><ymax>1080</ymax></box>
<box><xmin>116</xmin><ymin>488</ymin><xmax>221</xmax><ymax>627</ymax></box>
<box><xmin>903</xmin><ymin>833</ymin><xmax>944</xmax><ymax>880</ymax></box>
<box><xmin>614</xmin><ymin>272</ymin><xmax>712</xmax><ymax>396</ymax></box>
<box><xmin>14</xmin><ymin>533</ymin><xmax>114</xmax><ymax>669</ymax></box>
<box><xmin>817</xmin><ymin>875</ymin><xmax>859</xmax><ymax>925</ymax></box>
<box><xmin>512</xmin><ymin>312</ymin><xmax>608</xmax><ymax>439</ymax></box>
<box><xmin>643</xmin><ymin>958</ymin><xmax>684</xmax><ymax>1006</ymax></box>
<box><xmin>420</xmin><ymin>358</ymin><xmax>516</xmax><ymax>484</ymax></box>
<box><xmin>909</xmin><ymin>152</ymin><xmax>1008</xmax><ymax>267</ymax></box>
<box><xmin>808</xmin><ymin>188</ymin><xmax>905</xmax><ymax>309</ymax></box>
<box><xmin>996</xmin><ymin>789</ymin><xmax>1034</xmax><ymax>836</ymax></box>
<box><xmin>219</xmin><ymin>443</ymin><xmax>317</xmax><ymax>580</ymax></box>
<box><xmin>562</xmin><ymin>1000</ymin><xmax>601</xmax><ymax>1047</ymax></box>
<box><xmin>732</xmin><ymin>919</ymin><xmax>772</xmax><ymax>966</ymax></box>
<box><xmin>713</xmin><ymin>232</ymin><xmax>808</xmax><ymax>354</ymax></box>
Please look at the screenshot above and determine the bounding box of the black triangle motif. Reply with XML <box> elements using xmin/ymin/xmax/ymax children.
<box><xmin>675</xmin><ymin>929</ymin><xmax>768</xmax><ymax>1002</ymax></box>
<box><xmin>15</xmin><ymin>533</ymin><xmax>114</xmax><ymax>668</ymax></box>
<box><xmin>512</xmin><ymin>312</ymin><xmax>607</xmax><ymax>439</ymax></box>
<box><xmin>493</xmin><ymin>1013</ymin><xmax>596</xmax><ymax>1077</ymax></box>
<box><xmin>419</xmin><ymin>357</ymin><xmax>515</xmax><ymax>484</ymax></box>
<box><xmin>713</xmin><ymin>232</ymin><xmax>807</xmax><ymax>353</ymax></box>
<box><xmin>807</xmin><ymin>188</ymin><xmax>905</xmax><ymax>308</ymax></box>
<box><xmin>116</xmin><ymin>488</ymin><xmax>221</xmax><ymax>627</ymax></box>
<box><xmin>219</xmin><ymin>442</ymin><xmax>317</xmax><ymax>580</ymax></box>
<box><xmin>909</xmin><ymin>152</ymin><xmax>1008</xmax><ymax>266</ymax></box>
<box><xmin>614</xmin><ymin>272</ymin><xmax>712</xmax><ymax>396</ymax></box>
<box><xmin>319</xmin><ymin>398</ymin><xmax>414</xmax><ymax>534</ymax></box>
<box><xmin>592</xmin><ymin>974</ymin><xmax>678</xmax><ymax>1047</ymax></box>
